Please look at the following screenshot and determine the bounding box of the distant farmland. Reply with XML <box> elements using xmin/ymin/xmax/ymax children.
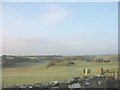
<box><xmin>2</xmin><ymin>54</ymin><xmax>118</xmax><ymax>87</ymax></box>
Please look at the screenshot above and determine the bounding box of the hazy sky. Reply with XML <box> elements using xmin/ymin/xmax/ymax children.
<box><xmin>2</xmin><ymin>2</ymin><xmax>118</xmax><ymax>55</ymax></box>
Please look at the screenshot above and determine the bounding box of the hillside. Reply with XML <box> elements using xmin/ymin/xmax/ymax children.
<box><xmin>1</xmin><ymin>54</ymin><xmax>118</xmax><ymax>68</ymax></box>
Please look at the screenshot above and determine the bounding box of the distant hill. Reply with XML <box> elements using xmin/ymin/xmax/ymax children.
<box><xmin>2</xmin><ymin>54</ymin><xmax>118</xmax><ymax>67</ymax></box>
<box><xmin>2</xmin><ymin>55</ymin><xmax>62</xmax><ymax>67</ymax></box>
<box><xmin>94</xmin><ymin>54</ymin><xmax>118</xmax><ymax>61</ymax></box>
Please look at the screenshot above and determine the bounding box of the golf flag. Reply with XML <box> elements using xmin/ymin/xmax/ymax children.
<box><xmin>83</xmin><ymin>69</ymin><xmax>91</xmax><ymax>75</ymax></box>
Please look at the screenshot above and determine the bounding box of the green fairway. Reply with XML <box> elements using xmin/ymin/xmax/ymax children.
<box><xmin>2</xmin><ymin>61</ymin><xmax>118</xmax><ymax>87</ymax></box>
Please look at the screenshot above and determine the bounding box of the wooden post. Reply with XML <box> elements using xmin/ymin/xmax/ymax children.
<box><xmin>101</xmin><ymin>68</ymin><xmax>104</xmax><ymax>75</ymax></box>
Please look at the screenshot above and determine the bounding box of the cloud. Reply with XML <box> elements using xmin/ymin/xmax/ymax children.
<box><xmin>2</xmin><ymin>36</ymin><xmax>79</xmax><ymax>55</ymax></box>
<box><xmin>42</xmin><ymin>10</ymin><xmax>67</xmax><ymax>23</ymax></box>
<box><xmin>2</xmin><ymin>35</ymin><xmax>118</xmax><ymax>55</ymax></box>
<box><xmin>41</xmin><ymin>4</ymin><xmax>68</xmax><ymax>23</ymax></box>
<box><xmin>2</xmin><ymin>36</ymin><xmax>58</xmax><ymax>55</ymax></box>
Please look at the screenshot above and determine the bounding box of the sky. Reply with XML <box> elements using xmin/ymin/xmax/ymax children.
<box><xmin>2</xmin><ymin>2</ymin><xmax>118</xmax><ymax>55</ymax></box>
<box><xmin>1</xmin><ymin>0</ymin><xmax>119</xmax><ymax>2</ymax></box>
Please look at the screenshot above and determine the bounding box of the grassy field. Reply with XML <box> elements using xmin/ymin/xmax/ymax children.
<box><xmin>2</xmin><ymin>60</ymin><xmax>118</xmax><ymax>87</ymax></box>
